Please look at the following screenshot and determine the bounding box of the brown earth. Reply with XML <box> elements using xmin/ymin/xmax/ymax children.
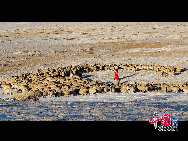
<box><xmin>0</xmin><ymin>22</ymin><xmax>188</xmax><ymax>81</ymax></box>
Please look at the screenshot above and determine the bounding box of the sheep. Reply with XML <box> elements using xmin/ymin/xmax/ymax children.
<box><xmin>89</xmin><ymin>87</ymin><xmax>97</xmax><ymax>94</ymax></box>
<box><xmin>68</xmin><ymin>87</ymin><xmax>77</xmax><ymax>96</ymax></box>
<box><xmin>71</xmin><ymin>81</ymin><xmax>81</xmax><ymax>87</ymax></box>
<box><xmin>63</xmin><ymin>81</ymin><xmax>72</xmax><ymax>86</ymax></box>
<box><xmin>47</xmin><ymin>84</ymin><xmax>58</xmax><ymax>89</ymax></box>
<box><xmin>12</xmin><ymin>92</ymin><xmax>28</xmax><ymax>101</ymax></box>
<box><xmin>154</xmin><ymin>66</ymin><xmax>160</xmax><ymax>71</ymax></box>
<box><xmin>161</xmin><ymin>72</ymin><xmax>168</xmax><ymax>77</ymax></box>
<box><xmin>114</xmin><ymin>66</ymin><xmax>119</xmax><ymax>70</ymax></box>
<box><xmin>62</xmin><ymin>90</ymin><xmax>71</xmax><ymax>96</ymax></box>
<box><xmin>70</xmin><ymin>71</ymin><xmax>74</xmax><ymax>78</ymax></box>
<box><xmin>148</xmin><ymin>65</ymin><xmax>155</xmax><ymax>71</ymax></box>
<box><xmin>120</xmin><ymin>65</ymin><xmax>128</xmax><ymax>70</ymax></box>
<box><xmin>166</xmin><ymin>85</ymin><xmax>173</xmax><ymax>92</ymax></box>
<box><xmin>1</xmin><ymin>84</ymin><xmax>12</xmax><ymax>95</ymax></box>
<box><xmin>161</xmin><ymin>84</ymin><xmax>168</xmax><ymax>92</ymax></box>
<box><xmin>95</xmin><ymin>85</ymin><xmax>102</xmax><ymax>93</ymax></box>
<box><xmin>170</xmin><ymin>86</ymin><xmax>180</xmax><ymax>93</ymax></box>
<box><xmin>120</xmin><ymin>86</ymin><xmax>128</xmax><ymax>93</ymax></box>
<box><xmin>61</xmin><ymin>85</ymin><xmax>69</xmax><ymax>91</ymax></box>
<box><xmin>79</xmin><ymin>87</ymin><xmax>89</xmax><ymax>95</ymax></box>
<box><xmin>181</xmin><ymin>86</ymin><xmax>188</xmax><ymax>94</ymax></box>
<box><xmin>127</xmin><ymin>86</ymin><xmax>136</xmax><ymax>93</ymax></box>
<box><xmin>52</xmin><ymin>86</ymin><xmax>61</xmax><ymax>94</ymax></box>
<box><xmin>60</xmin><ymin>71</ymin><xmax>65</xmax><ymax>77</ymax></box>
<box><xmin>95</xmin><ymin>80</ymin><xmax>102</xmax><ymax>84</ymax></box>
<box><xmin>175</xmin><ymin>67</ymin><xmax>184</xmax><ymax>73</ymax></box>
<box><xmin>179</xmin><ymin>85</ymin><xmax>186</xmax><ymax>92</ymax></box>
<box><xmin>11</xmin><ymin>83</ymin><xmax>21</xmax><ymax>89</ymax></box>
<box><xmin>33</xmin><ymin>90</ymin><xmax>42</xmax><ymax>97</ymax></box>
<box><xmin>42</xmin><ymin>91</ymin><xmax>49</xmax><ymax>97</ymax></box>
<box><xmin>84</xmin><ymin>68</ymin><xmax>90</xmax><ymax>73</ymax></box>
<box><xmin>156</xmin><ymin>71</ymin><xmax>163</xmax><ymax>76</ymax></box>
<box><xmin>150</xmin><ymin>83</ymin><xmax>160</xmax><ymax>91</ymax></box>
<box><xmin>110</xmin><ymin>86</ymin><xmax>115</xmax><ymax>93</ymax></box>
<box><xmin>137</xmin><ymin>84</ymin><xmax>149</xmax><ymax>93</ymax></box>
<box><xmin>126</xmin><ymin>66</ymin><xmax>136</xmax><ymax>71</ymax></box>
<box><xmin>168</xmin><ymin>71</ymin><xmax>175</xmax><ymax>76</ymax></box>
<box><xmin>12</xmin><ymin>87</ymin><xmax>38</xmax><ymax>101</ymax></box>
<box><xmin>2</xmin><ymin>78</ymin><xmax>12</xmax><ymax>84</ymax></box>
<box><xmin>104</xmin><ymin>65</ymin><xmax>110</xmax><ymax>70</ymax></box>
<box><xmin>135</xmin><ymin>64</ymin><xmax>143</xmax><ymax>70</ymax></box>
<box><xmin>11</xmin><ymin>76</ymin><xmax>19</xmax><ymax>83</ymax></box>
<box><xmin>110</xmin><ymin>66</ymin><xmax>115</xmax><ymax>70</ymax></box>
<box><xmin>103</xmin><ymin>85</ymin><xmax>110</xmax><ymax>93</ymax></box>
<box><xmin>142</xmin><ymin>64</ymin><xmax>149</xmax><ymax>70</ymax></box>
<box><xmin>99</xmin><ymin>65</ymin><xmax>105</xmax><ymax>70</ymax></box>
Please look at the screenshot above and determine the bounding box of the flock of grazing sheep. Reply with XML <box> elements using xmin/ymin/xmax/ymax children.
<box><xmin>0</xmin><ymin>63</ymin><xmax>187</xmax><ymax>101</ymax></box>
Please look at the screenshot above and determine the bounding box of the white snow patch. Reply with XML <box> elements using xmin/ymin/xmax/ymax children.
<box><xmin>38</xmin><ymin>92</ymin><xmax>188</xmax><ymax>103</ymax></box>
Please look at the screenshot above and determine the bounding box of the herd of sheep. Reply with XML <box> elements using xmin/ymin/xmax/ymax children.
<box><xmin>0</xmin><ymin>63</ymin><xmax>187</xmax><ymax>101</ymax></box>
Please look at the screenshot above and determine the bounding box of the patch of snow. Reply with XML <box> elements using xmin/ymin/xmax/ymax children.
<box><xmin>38</xmin><ymin>92</ymin><xmax>188</xmax><ymax>103</ymax></box>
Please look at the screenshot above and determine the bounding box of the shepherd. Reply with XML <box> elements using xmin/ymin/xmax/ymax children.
<box><xmin>114</xmin><ymin>69</ymin><xmax>120</xmax><ymax>86</ymax></box>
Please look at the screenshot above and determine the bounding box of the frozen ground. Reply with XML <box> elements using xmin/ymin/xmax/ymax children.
<box><xmin>0</xmin><ymin>91</ymin><xmax>187</xmax><ymax>121</ymax></box>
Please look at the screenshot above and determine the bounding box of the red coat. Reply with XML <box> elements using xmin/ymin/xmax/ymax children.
<box><xmin>114</xmin><ymin>71</ymin><xmax>119</xmax><ymax>80</ymax></box>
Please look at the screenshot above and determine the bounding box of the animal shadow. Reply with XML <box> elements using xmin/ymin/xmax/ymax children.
<box><xmin>82</xmin><ymin>74</ymin><xmax>94</xmax><ymax>82</ymax></box>
<box><xmin>174</xmin><ymin>68</ymin><xmax>187</xmax><ymax>76</ymax></box>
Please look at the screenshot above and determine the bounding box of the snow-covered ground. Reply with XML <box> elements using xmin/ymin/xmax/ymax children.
<box><xmin>38</xmin><ymin>92</ymin><xmax>188</xmax><ymax>103</ymax></box>
<box><xmin>0</xmin><ymin>90</ymin><xmax>187</xmax><ymax>121</ymax></box>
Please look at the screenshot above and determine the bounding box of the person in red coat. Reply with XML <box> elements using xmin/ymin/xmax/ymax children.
<box><xmin>114</xmin><ymin>69</ymin><xmax>120</xmax><ymax>86</ymax></box>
